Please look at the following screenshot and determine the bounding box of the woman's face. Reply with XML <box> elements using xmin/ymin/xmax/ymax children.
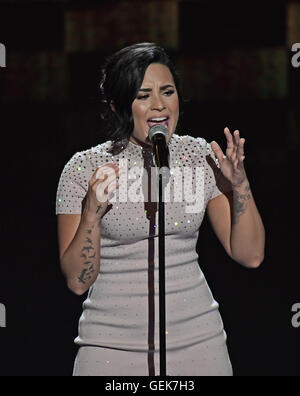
<box><xmin>131</xmin><ymin>63</ymin><xmax>179</xmax><ymax>146</ymax></box>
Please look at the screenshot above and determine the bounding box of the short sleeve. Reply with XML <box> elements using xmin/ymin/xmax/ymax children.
<box><xmin>192</xmin><ymin>136</ymin><xmax>223</xmax><ymax>203</ymax></box>
<box><xmin>205</xmin><ymin>141</ymin><xmax>223</xmax><ymax>201</ymax></box>
<box><xmin>56</xmin><ymin>151</ymin><xmax>94</xmax><ymax>214</ymax></box>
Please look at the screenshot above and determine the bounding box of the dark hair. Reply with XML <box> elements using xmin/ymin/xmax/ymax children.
<box><xmin>99</xmin><ymin>42</ymin><xmax>184</xmax><ymax>148</ymax></box>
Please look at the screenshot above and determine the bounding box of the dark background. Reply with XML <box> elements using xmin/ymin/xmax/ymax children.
<box><xmin>0</xmin><ymin>0</ymin><xmax>299</xmax><ymax>376</ymax></box>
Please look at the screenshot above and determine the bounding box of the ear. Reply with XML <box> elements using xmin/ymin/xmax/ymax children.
<box><xmin>110</xmin><ymin>100</ymin><xmax>116</xmax><ymax>113</ymax></box>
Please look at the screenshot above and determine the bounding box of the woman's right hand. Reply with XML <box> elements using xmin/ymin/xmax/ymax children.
<box><xmin>81</xmin><ymin>163</ymin><xmax>120</xmax><ymax>225</ymax></box>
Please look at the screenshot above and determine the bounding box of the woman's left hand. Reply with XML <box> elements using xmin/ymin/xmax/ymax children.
<box><xmin>210</xmin><ymin>127</ymin><xmax>248</xmax><ymax>188</ymax></box>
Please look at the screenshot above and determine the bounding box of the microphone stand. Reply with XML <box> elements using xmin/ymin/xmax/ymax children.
<box><xmin>151</xmin><ymin>135</ymin><xmax>170</xmax><ymax>377</ymax></box>
<box><xmin>158</xmin><ymin>170</ymin><xmax>166</xmax><ymax>376</ymax></box>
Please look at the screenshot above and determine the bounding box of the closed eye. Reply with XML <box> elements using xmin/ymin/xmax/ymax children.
<box><xmin>164</xmin><ymin>90</ymin><xmax>175</xmax><ymax>96</ymax></box>
<box><xmin>137</xmin><ymin>90</ymin><xmax>175</xmax><ymax>100</ymax></box>
<box><xmin>137</xmin><ymin>94</ymin><xmax>149</xmax><ymax>100</ymax></box>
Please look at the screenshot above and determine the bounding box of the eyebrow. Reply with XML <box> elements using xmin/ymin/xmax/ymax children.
<box><xmin>138</xmin><ymin>84</ymin><xmax>175</xmax><ymax>92</ymax></box>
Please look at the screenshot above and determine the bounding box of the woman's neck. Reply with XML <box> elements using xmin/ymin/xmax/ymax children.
<box><xmin>129</xmin><ymin>135</ymin><xmax>153</xmax><ymax>148</ymax></box>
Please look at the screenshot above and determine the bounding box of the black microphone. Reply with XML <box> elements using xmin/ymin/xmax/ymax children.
<box><xmin>148</xmin><ymin>124</ymin><xmax>170</xmax><ymax>168</ymax></box>
<box><xmin>148</xmin><ymin>124</ymin><xmax>170</xmax><ymax>187</ymax></box>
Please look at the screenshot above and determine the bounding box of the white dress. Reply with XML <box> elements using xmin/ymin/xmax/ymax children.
<box><xmin>56</xmin><ymin>133</ymin><xmax>233</xmax><ymax>376</ymax></box>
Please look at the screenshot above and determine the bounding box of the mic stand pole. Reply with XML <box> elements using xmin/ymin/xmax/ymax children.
<box><xmin>158</xmin><ymin>170</ymin><xmax>166</xmax><ymax>376</ymax></box>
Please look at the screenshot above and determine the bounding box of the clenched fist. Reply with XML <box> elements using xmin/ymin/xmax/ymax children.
<box><xmin>81</xmin><ymin>163</ymin><xmax>120</xmax><ymax>225</ymax></box>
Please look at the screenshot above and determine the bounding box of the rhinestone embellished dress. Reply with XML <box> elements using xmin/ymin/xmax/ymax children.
<box><xmin>56</xmin><ymin>133</ymin><xmax>233</xmax><ymax>376</ymax></box>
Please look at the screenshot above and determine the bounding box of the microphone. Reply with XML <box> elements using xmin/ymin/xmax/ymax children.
<box><xmin>148</xmin><ymin>124</ymin><xmax>170</xmax><ymax>168</ymax></box>
<box><xmin>148</xmin><ymin>124</ymin><xmax>171</xmax><ymax>187</ymax></box>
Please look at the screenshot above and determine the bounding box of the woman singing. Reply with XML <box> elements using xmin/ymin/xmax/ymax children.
<box><xmin>56</xmin><ymin>43</ymin><xmax>265</xmax><ymax>376</ymax></box>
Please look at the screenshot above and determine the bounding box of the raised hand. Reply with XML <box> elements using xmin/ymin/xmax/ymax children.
<box><xmin>81</xmin><ymin>163</ymin><xmax>120</xmax><ymax>225</ymax></box>
<box><xmin>210</xmin><ymin>127</ymin><xmax>248</xmax><ymax>188</ymax></box>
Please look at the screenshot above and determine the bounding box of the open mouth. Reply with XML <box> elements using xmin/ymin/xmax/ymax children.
<box><xmin>147</xmin><ymin>116</ymin><xmax>169</xmax><ymax>129</ymax></box>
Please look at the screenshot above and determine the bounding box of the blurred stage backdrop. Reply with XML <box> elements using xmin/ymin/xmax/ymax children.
<box><xmin>0</xmin><ymin>0</ymin><xmax>299</xmax><ymax>376</ymax></box>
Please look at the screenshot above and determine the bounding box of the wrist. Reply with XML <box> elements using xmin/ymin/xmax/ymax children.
<box><xmin>232</xmin><ymin>178</ymin><xmax>250</xmax><ymax>192</ymax></box>
<box><xmin>81</xmin><ymin>209</ymin><xmax>101</xmax><ymax>228</ymax></box>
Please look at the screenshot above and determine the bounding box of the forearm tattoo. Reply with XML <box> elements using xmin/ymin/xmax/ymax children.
<box><xmin>232</xmin><ymin>183</ymin><xmax>251</xmax><ymax>225</ymax></box>
<box><xmin>96</xmin><ymin>205</ymin><xmax>103</xmax><ymax>214</ymax></box>
<box><xmin>78</xmin><ymin>228</ymin><xmax>96</xmax><ymax>285</ymax></box>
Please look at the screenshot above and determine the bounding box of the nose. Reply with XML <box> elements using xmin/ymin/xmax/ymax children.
<box><xmin>151</xmin><ymin>94</ymin><xmax>166</xmax><ymax>111</ymax></box>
